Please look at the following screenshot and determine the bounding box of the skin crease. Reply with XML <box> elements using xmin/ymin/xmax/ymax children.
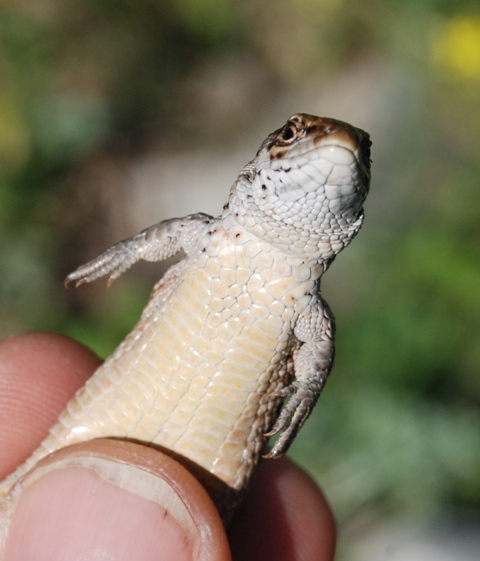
<box><xmin>0</xmin><ymin>332</ymin><xmax>336</xmax><ymax>561</ymax></box>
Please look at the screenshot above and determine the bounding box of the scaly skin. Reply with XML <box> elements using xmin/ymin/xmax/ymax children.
<box><xmin>0</xmin><ymin>114</ymin><xmax>371</xmax><ymax>517</ymax></box>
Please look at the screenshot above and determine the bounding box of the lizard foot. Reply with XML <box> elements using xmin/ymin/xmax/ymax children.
<box><xmin>263</xmin><ymin>379</ymin><xmax>322</xmax><ymax>459</ymax></box>
<box><xmin>65</xmin><ymin>243</ymin><xmax>139</xmax><ymax>287</ymax></box>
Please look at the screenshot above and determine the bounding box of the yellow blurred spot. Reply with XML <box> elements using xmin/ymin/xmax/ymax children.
<box><xmin>431</xmin><ymin>16</ymin><xmax>480</xmax><ymax>80</ymax></box>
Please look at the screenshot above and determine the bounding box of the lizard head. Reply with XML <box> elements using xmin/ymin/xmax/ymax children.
<box><xmin>265</xmin><ymin>114</ymin><xmax>371</xmax><ymax>189</ymax></box>
<box><xmin>226</xmin><ymin>113</ymin><xmax>372</xmax><ymax>259</ymax></box>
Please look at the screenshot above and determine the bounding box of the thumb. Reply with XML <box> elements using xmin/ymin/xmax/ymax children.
<box><xmin>0</xmin><ymin>440</ymin><xmax>231</xmax><ymax>561</ymax></box>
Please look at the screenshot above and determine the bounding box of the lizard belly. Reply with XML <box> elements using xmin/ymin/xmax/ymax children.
<box><xmin>24</xmin><ymin>251</ymin><xmax>313</xmax><ymax>491</ymax></box>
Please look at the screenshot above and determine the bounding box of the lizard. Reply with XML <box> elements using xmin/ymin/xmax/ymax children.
<box><xmin>0</xmin><ymin>113</ymin><xmax>371</xmax><ymax>520</ymax></box>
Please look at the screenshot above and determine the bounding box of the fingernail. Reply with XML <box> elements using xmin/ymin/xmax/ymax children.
<box><xmin>1</xmin><ymin>453</ymin><xmax>201</xmax><ymax>561</ymax></box>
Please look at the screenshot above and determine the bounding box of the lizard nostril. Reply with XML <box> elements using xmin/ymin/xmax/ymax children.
<box><xmin>360</xmin><ymin>136</ymin><xmax>372</xmax><ymax>169</ymax></box>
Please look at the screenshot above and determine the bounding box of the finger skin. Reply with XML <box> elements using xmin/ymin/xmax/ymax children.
<box><xmin>0</xmin><ymin>333</ymin><xmax>101</xmax><ymax>477</ymax></box>
<box><xmin>0</xmin><ymin>332</ymin><xmax>336</xmax><ymax>561</ymax></box>
<box><xmin>230</xmin><ymin>459</ymin><xmax>336</xmax><ymax>561</ymax></box>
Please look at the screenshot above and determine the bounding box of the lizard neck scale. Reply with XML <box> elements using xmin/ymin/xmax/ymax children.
<box><xmin>0</xmin><ymin>114</ymin><xmax>372</xmax><ymax>521</ymax></box>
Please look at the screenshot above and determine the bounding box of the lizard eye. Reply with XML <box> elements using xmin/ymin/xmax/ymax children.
<box><xmin>277</xmin><ymin>121</ymin><xmax>298</xmax><ymax>144</ymax></box>
<box><xmin>282</xmin><ymin>125</ymin><xmax>295</xmax><ymax>140</ymax></box>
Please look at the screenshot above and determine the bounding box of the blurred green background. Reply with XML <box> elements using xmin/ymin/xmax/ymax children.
<box><xmin>1</xmin><ymin>1</ymin><xmax>479</xmax><ymax>558</ymax></box>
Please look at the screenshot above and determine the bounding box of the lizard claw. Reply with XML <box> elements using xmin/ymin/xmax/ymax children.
<box><xmin>64</xmin><ymin>273</ymin><xmax>85</xmax><ymax>288</ymax></box>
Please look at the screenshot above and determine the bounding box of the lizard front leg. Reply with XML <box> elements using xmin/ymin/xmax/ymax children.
<box><xmin>65</xmin><ymin>212</ymin><xmax>214</xmax><ymax>286</ymax></box>
<box><xmin>265</xmin><ymin>297</ymin><xmax>335</xmax><ymax>458</ymax></box>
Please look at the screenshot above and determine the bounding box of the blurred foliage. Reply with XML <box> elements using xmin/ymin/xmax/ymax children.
<box><xmin>1</xmin><ymin>0</ymin><xmax>479</xmax><ymax>556</ymax></box>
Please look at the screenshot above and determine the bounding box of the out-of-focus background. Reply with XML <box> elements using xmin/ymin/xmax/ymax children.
<box><xmin>1</xmin><ymin>1</ymin><xmax>479</xmax><ymax>559</ymax></box>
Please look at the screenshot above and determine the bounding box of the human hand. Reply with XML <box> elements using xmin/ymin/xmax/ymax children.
<box><xmin>0</xmin><ymin>332</ymin><xmax>336</xmax><ymax>560</ymax></box>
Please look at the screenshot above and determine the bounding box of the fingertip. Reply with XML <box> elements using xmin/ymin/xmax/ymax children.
<box><xmin>1</xmin><ymin>440</ymin><xmax>231</xmax><ymax>561</ymax></box>
<box><xmin>229</xmin><ymin>457</ymin><xmax>336</xmax><ymax>561</ymax></box>
<box><xmin>0</xmin><ymin>332</ymin><xmax>102</xmax><ymax>476</ymax></box>
<box><xmin>0</xmin><ymin>331</ymin><xmax>101</xmax><ymax>386</ymax></box>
